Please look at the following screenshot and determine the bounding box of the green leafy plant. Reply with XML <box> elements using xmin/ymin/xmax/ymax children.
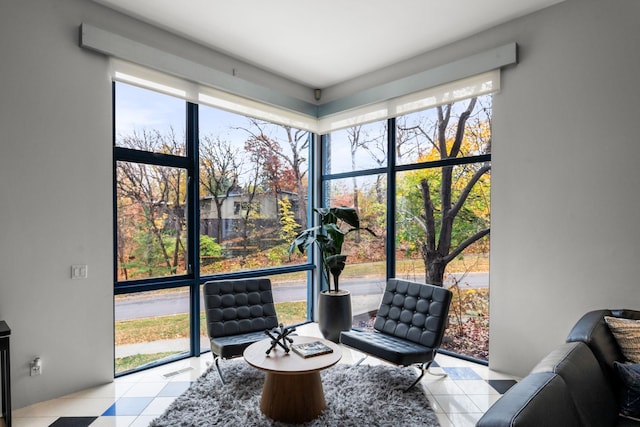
<box><xmin>288</xmin><ymin>207</ymin><xmax>375</xmax><ymax>293</ymax></box>
<box><xmin>278</xmin><ymin>198</ymin><xmax>299</xmax><ymax>243</ymax></box>
<box><xmin>200</xmin><ymin>235</ymin><xmax>222</xmax><ymax>257</ymax></box>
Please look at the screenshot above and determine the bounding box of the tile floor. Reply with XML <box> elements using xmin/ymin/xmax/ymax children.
<box><xmin>10</xmin><ymin>324</ymin><xmax>519</xmax><ymax>427</ymax></box>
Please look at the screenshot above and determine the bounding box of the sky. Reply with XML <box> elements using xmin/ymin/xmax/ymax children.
<box><xmin>113</xmin><ymin>81</ymin><xmax>476</xmax><ymax>174</ymax></box>
<box><xmin>115</xmin><ymin>81</ymin><xmax>304</xmax><ymax>164</ymax></box>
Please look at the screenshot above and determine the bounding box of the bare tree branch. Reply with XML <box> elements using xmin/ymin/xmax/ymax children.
<box><xmin>443</xmin><ymin>228</ymin><xmax>490</xmax><ymax>264</ymax></box>
<box><xmin>446</xmin><ymin>164</ymin><xmax>491</xmax><ymax>221</ymax></box>
<box><xmin>449</xmin><ymin>98</ymin><xmax>477</xmax><ymax>158</ymax></box>
<box><xmin>420</xmin><ymin>179</ymin><xmax>436</xmax><ymax>251</ymax></box>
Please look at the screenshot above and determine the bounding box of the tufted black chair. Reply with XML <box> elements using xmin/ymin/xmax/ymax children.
<box><xmin>340</xmin><ymin>278</ymin><xmax>452</xmax><ymax>391</ymax></box>
<box><xmin>203</xmin><ymin>278</ymin><xmax>279</xmax><ymax>384</ymax></box>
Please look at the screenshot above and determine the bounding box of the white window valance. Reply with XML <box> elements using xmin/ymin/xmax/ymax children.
<box><xmin>112</xmin><ymin>59</ymin><xmax>318</xmax><ymax>132</ymax></box>
<box><xmin>316</xmin><ymin>70</ymin><xmax>499</xmax><ymax>133</ymax></box>
<box><xmin>113</xmin><ymin>59</ymin><xmax>500</xmax><ymax>134</ymax></box>
<box><xmin>89</xmin><ymin>20</ymin><xmax>512</xmax><ymax>134</ymax></box>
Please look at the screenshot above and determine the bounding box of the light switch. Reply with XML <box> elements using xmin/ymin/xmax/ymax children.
<box><xmin>71</xmin><ymin>264</ymin><xmax>88</xmax><ymax>279</ymax></box>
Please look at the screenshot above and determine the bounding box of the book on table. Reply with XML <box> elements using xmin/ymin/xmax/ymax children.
<box><xmin>291</xmin><ymin>340</ymin><xmax>334</xmax><ymax>358</ymax></box>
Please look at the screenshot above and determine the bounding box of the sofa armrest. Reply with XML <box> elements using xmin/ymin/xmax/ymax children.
<box><xmin>530</xmin><ymin>341</ymin><xmax>618</xmax><ymax>427</ymax></box>
<box><xmin>477</xmin><ymin>372</ymin><xmax>582</xmax><ymax>427</ymax></box>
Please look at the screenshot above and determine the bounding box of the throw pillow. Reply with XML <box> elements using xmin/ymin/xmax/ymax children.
<box><xmin>605</xmin><ymin>316</ymin><xmax>640</xmax><ymax>363</ymax></box>
<box><xmin>614</xmin><ymin>362</ymin><xmax>640</xmax><ymax>420</ymax></box>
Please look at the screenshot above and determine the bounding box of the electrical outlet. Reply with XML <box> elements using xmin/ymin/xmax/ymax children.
<box><xmin>71</xmin><ymin>264</ymin><xmax>88</xmax><ymax>279</ymax></box>
<box><xmin>30</xmin><ymin>357</ymin><xmax>42</xmax><ymax>376</ymax></box>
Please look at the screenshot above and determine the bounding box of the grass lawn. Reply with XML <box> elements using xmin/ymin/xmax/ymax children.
<box><xmin>115</xmin><ymin>301</ymin><xmax>307</xmax><ymax>346</ymax></box>
<box><xmin>114</xmin><ymin>255</ymin><xmax>487</xmax><ymax>372</ymax></box>
<box><xmin>115</xmin><ymin>301</ymin><xmax>307</xmax><ymax>372</ymax></box>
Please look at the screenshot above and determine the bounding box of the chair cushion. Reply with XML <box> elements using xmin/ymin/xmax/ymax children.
<box><xmin>373</xmin><ymin>278</ymin><xmax>451</xmax><ymax>348</ymax></box>
<box><xmin>203</xmin><ymin>278</ymin><xmax>279</xmax><ymax>359</ymax></box>
<box><xmin>340</xmin><ymin>328</ymin><xmax>433</xmax><ymax>366</ymax></box>
<box><xmin>605</xmin><ymin>316</ymin><xmax>640</xmax><ymax>363</ymax></box>
<box><xmin>614</xmin><ymin>362</ymin><xmax>640</xmax><ymax>421</ymax></box>
<box><xmin>210</xmin><ymin>330</ymin><xmax>270</xmax><ymax>359</ymax></box>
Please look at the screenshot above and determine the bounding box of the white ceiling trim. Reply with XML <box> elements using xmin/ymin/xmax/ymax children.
<box><xmin>81</xmin><ymin>24</ymin><xmax>318</xmax><ymax>117</ymax></box>
<box><xmin>91</xmin><ymin>0</ymin><xmax>564</xmax><ymax>88</ymax></box>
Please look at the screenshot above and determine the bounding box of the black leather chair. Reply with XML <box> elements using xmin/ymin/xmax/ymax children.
<box><xmin>202</xmin><ymin>278</ymin><xmax>279</xmax><ymax>383</ymax></box>
<box><xmin>340</xmin><ymin>278</ymin><xmax>452</xmax><ymax>391</ymax></box>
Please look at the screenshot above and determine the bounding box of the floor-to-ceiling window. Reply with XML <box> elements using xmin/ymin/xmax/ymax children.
<box><xmin>114</xmin><ymin>83</ymin><xmax>195</xmax><ymax>375</ymax></box>
<box><xmin>197</xmin><ymin>105</ymin><xmax>312</xmax><ymax>352</ymax></box>
<box><xmin>114</xmin><ymin>78</ymin><xmax>492</xmax><ymax>374</ymax></box>
<box><xmin>322</xmin><ymin>95</ymin><xmax>491</xmax><ymax>361</ymax></box>
<box><xmin>113</xmin><ymin>81</ymin><xmax>312</xmax><ymax>374</ymax></box>
<box><xmin>321</xmin><ymin>122</ymin><xmax>388</xmax><ymax>325</ymax></box>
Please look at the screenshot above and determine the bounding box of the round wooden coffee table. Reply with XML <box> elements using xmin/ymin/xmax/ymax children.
<box><xmin>244</xmin><ymin>335</ymin><xmax>342</xmax><ymax>423</ymax></box>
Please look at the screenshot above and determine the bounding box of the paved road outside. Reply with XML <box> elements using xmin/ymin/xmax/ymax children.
<box><xmin>114</xmin><ymin>272</ymin><xmax>489</xmax><ymax>321</ymax></box>
<box><xmin>114</xmin><ymin>272</ymin><xmax>488</xmax><ymax>359</ymax></box>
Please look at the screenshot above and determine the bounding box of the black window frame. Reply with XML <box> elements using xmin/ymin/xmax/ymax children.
<box><xmin>112</xmin><ymin>80</ymin><xmax>491</xmax><ymax>376</ymax></box>
<box><xmin>112</xmin><ymin>82</ymin><xmax>317</xmax><ymax>376</ymax></box>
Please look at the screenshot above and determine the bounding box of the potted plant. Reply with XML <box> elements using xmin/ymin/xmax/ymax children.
<box><xmin>289</xmin><ymin>206</ymin><xmax>375</xmax><ymax>342</ymax></box>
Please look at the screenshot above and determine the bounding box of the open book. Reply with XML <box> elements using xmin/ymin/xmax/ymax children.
<box><xmin>291</xmin><ymin>340</ymin><xmax>334</xmax><ymax>358</ymax></box>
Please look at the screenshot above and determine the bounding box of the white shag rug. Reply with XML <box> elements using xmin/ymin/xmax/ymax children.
<box><xmin>150</xmin><ymin>360</ymin><xmax>440</xmax><ymax>426</ymax></box>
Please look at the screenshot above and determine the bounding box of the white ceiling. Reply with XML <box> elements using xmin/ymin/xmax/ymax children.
<box><xmin>93</xmin><ymin>0</ymin><xmax>564</xmax><ymax>88</ymax></box>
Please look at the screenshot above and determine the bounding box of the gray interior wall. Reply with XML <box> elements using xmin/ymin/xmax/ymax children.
<box><xmin>486</xmin><ymin>0</ymin><xmax>640</xmax><ymax>376</ymax></box>
<box><xmin>0</xmin><ymin>0</ymin><xmax>114</xmax><ymax>409</ymax></box>
<box><xmin>1</xmin><ymin>0</ymin><xmax>639</xmax><ymax>409</ymax></box>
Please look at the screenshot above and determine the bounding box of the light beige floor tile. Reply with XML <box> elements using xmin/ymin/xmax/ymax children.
<box><xmin>64</xmin><ymin>382</ymin><xmax>134</xmax><ymax>400</ymax></box>
<box><xmin>445</xmin><ymin>411</ymin><xmax>483</xmax><ymax>427</ymax></box>
<box><xmin>471</xmin><ymin>365</ymin><xmax>521</xmax><ymax>380</ymax></box>
<box><xmin>434</xmin><ymin>412</ymin><xmax>454</xmax><ymax>427</ymax></box>
<box><xmin>13</xmin><ymin>398</ymin><xmax>114</xmax><ymax>417</ymax></box>
<box><xmin>141</xmin><ymin>397</ymin><xmax>177</xmax><ymax>415</ymax></box>
<box><xmin>424</xmin><ymin>378</ymin><xmax>465</xmax><ymax>395</ymax></box>
<box><xmin>468</xmin><ymin>393</ymin><xmax>503</xmax><ymax>412</ymax></box>
<box><xmin>432</xmin><ymin>394</ymin><xmax>482</xmax><ymax>414</ymax></box>
<box><xmin>455</xmin><ymin>379</ymin><xmax>501</xmax><ymax>395</ymax></box>
<box><xmin>130</xmin><ymin>415</ymin><xmax>158</xmax><ymax>426</ymax></box>
<box><xmin>90</xmin><ymin>416</ymin><xmax>137</xmax><ymax>426</ymax></box>
<box><xmin>122</xmin><ymin>381</ymin><xmax>167</xmax><ymax>398</ymax></box>
<box><xmin>12</xmin><ymin>417</ymin><xmax>58</xmax><ymax>427</ymax></box>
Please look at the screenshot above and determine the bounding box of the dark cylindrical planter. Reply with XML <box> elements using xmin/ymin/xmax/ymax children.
<box><xmin>318</xmin><ymin>290</ymin><xmax>352</xmax><ymax>343</ymax></box>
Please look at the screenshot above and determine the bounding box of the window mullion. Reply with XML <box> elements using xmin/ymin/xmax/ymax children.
<box><xmin>187</xmin><ymin>102</ymin><xmax>200</xmax><ymax>356</ymax></box>
<box><xmin>386</xmin><ymin>117</ymin><xmax>396</xmax><ymax>280</ymax></box>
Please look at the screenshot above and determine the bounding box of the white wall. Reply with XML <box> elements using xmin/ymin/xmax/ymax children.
<box><xmin>487</xmin><ymin>0</ymin><xmax>640</xmax><ymax>375</ymax></box>
<box><xmin>0</xmin><ymin>1</ymin><xmax>114</xmax><ymax>409</ymax></box>
<box><xmin>1</xmin><ymin>0</ymin><xmax>639</xmax><ymax>409</ymax></box>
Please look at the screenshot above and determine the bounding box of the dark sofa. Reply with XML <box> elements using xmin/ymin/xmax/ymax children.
<box><xmin>477</xmin><ymin>309</ymin><xmax>640</xmax><ymax>427</ymax></box>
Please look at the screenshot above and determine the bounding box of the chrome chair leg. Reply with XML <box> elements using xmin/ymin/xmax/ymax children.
<box><xmin>214</xmin><ymin>355</ymin><xmax>226</xmax><ymax>384</ymax></box>
<box><xmin>353</xmin><ymin>354</ymin><xmax>369</xmax><ymax>367</ymax></box>
<box><xmin>403</xmin><ymin>361</ymin><xmax>447</xmax><ymax>392</ymax></box>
